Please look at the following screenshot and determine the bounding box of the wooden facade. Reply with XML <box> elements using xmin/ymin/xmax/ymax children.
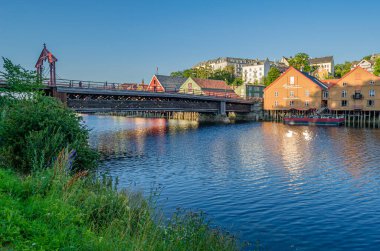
<box><xmin>179</xmin><ymin>77</ymin><xmax>239</xmax><ymax>98</ymax></box>
<box><xmin>328</xmin><ymin>67</ymin><xmax>380</xmax><ymax>111</ymax></box>
<box><xmin>263</xmin><ymin>67</ymin><xmax>328</xmax><ymax>111</ymax></box>
<box><xmin>147</xmin><ymin>75</ymin><xmax>187</xmax><ymax>92</ymax></box>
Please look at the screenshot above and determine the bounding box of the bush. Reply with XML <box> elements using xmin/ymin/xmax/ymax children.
<box><xmin>0</xmin><ymin>96</ymin><xmax>98</xmax><ymax>172</ymax></box>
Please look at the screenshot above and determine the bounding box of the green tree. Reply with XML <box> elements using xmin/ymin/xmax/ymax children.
<box><xmin>288</xmin><ymin>53</ymin><xmax>311</xmax><ymax>72</ymax></box>
<box><xmin>231</xmin><ymin>78</ymin><xmax>243</xmax><ymax>87</ymax></box>
<box><xmin>263</xmin><ymin>67</ymin><xmax>281</xmax><ymax>86</ymax></box>
<box><xmin>363</xmin><ymin>55</ymin><xmax>371</xmax><ymax>60</ymax></box>
<box><xmin>373</xmin><ymin>58</ymin><xmax>380</xmax><ymax>76</ymax></box>
<box><xmin>334</xmin><ymin>61</ymin><xmax>352</xmax><ymax>78</ymax></box>
<box><xmin>0</xmin><ymin>57</ymin><xmax>42</xmax><ymax>93</ymax></box>
<box><xmin>0</xmin><ymin>59</ymin><xmax>98</xmax><ymax>172</ymax></box>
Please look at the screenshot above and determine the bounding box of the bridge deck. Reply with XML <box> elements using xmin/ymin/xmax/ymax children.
<box><xmin>55</xmin><ymin>87</ymin><xmax>255</xmax><ymax>104</ymax></box>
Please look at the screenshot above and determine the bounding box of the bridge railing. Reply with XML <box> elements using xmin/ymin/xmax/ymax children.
<box><xmin>1</xmin><ymin>78</ymin><xmax>261</xmax><ymax>102</ymax></box>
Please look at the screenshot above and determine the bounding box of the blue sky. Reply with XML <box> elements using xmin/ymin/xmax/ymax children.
<box><xmin>0</xmin><ymin>0</ymin><xmax>379</xmax><ymax>83</ymax></box>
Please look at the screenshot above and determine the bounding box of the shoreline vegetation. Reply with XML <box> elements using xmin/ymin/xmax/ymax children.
<box><xmin>0</xmin><ymin>59</ymin><xmax>240</xmax><ymax>250</ymax></box>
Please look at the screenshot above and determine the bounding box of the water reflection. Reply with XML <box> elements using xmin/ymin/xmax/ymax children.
<box><xmin>82</xmin><ymin>116</ymin><xmax>380</xmax><ymax>251</ymax></box>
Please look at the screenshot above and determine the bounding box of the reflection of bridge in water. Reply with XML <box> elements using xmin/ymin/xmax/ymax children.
<box><xmin>2</xmin><ymin>45</ymin><xmax>262</xmax><ymax>119</ymax></box>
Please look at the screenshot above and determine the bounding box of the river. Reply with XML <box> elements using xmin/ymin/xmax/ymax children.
<box><xmin>83</xmin><ymin>115</ymin><xmax>380</xmax><ymax>251</ymax></box>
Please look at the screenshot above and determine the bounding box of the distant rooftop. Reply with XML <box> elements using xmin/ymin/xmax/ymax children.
<box><xmin>309</xmin><ymin>56</ymin><xmax>334</xmax><ymax>65</ymax></box>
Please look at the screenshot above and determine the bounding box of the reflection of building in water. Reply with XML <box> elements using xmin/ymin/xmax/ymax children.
<box><xmin>92</xmin><ymin>118</ymin><xmax>198</xmax><ymax>157</ymax></box>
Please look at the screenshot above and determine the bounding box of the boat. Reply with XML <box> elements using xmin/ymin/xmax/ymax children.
<box><xmin>283</xmin><ymin>116</ymin><xmax>345</xmax><ymax>126</ymax></box>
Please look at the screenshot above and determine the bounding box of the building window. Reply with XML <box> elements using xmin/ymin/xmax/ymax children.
<box><xmin>343</xmin><ymin>82</ymin><xmax>347</xmax><ymax>86</ymax></box>
<box><xmin>275</xmin><ymin>91</ymin><xmax>278</xmax><ymax>97</ymax></box>
<box><xmin>368</xmin><ymin>100</ymin><xmax>375</xmax><ymax>107</ymax></box>
<box><xmin>254</xmin><ymin>93</ymin><xmax>260</xmax><ymax>97</ymax></box>
<box><xmin>323</xmin><ymin>91</ymin><xmax>329</xmax><ymax>99</ymax></box>
<box><xmin>305</xmin><ymin>90</ymin><xmax>310</xmax><ymax>97</ymax></box>
<box><xmin>290</xmin><ymin>100</ymin><xmax>295</xmax><ymax>107</ymax></box>
<box><xmin>370</xmin><ymin>89</ymin><xmax>375</xmax><ymax>97</ymax></box>
<box><xmin>305</xmin><ymin>101</ymin><xmax>309</xmax><ymax>107</ymax></box>
<box><xmin>341</xmin><ymin>100</ymin><xmax>348</xmax><ymax>107</ymax></box>
<box><xmin>341</xmin><ymin>90</ymin><xmax>347</xmax><ymax>98</ymax></box>
<box><xmin>290</xmin><ymin>76</ymin><xmax>295</xmax><ymax>85</ymax></box>
<box><xmin>290</xmin><ymin>91</ymin><xmax>294</xmax><ymax>97</ymax></box>
<box><xmin>274</xmin><ymin>101</ymin><xmax>278</xmax><ymax>107</ymax></box>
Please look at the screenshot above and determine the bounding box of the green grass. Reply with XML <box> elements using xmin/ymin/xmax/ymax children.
<box><xmin>0</xmin><ymin>150</ymin><xmax>238</xmax><ymax>251</ymax></box>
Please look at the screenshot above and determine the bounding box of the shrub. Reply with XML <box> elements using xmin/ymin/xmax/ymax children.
<box><xmin>0</xmin><ymin>96</ymin><xmax>98</xmax><ymax>172</ymax></box>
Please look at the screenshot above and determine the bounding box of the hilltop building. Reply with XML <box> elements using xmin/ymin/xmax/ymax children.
<box><xmin>309</xmin><ymin>56</ymin><xmax>334</xmax><ymax>76</ymax></box>
<box><xmin>194</xmin><ymin>57</ymin><xmax>257</xmax><ymax>77</ymax></box>
<box><xmin>280</xmin><ymin>55</ymin><xmax>335</xmax><ymax>77</ymax></box>
<box><xmin>242</xmin><ymin>59</ymin><xmax>271</xmax><ymax>84</ymax></box>
<box><xmin>351</xmin><ymin>59</ymin><xmax>376</xmax><ymax>73</ymax></box>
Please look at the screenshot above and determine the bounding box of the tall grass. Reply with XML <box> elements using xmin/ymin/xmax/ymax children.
<box><xmin>0</xmin><ymin>149</ymin><xmax>239</xmax><ymax>250</ymax></box>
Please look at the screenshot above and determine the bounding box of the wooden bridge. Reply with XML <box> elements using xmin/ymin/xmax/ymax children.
<box><xmin>1</xmin><ymin>45</ymin><xmax>262</xmax><ymax>118</ymax></box>
<box><xmin>48</xmin><ymin>82</ymin><xmax>258</xmax><ymax>115</ymax></box>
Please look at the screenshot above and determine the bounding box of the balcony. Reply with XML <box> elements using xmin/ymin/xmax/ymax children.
<box><xmin>352</xmin><ymin>93</ymin><xmax>363</xmax><ymax>100</ymax></box>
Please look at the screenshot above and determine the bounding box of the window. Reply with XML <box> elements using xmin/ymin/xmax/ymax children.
<box><xmin>305</xmin><ymin>90</ymin><xmax>310</xmax><ymax>97</ymax></box>
<box><xmin>343</xmin><ymin>82</ymin><xmax>347</xmax><ymax>87</ymax></box>
<box><xmin>323</xmin><ymin>91</ymin><xmax>329</xmax><ymax>99</ymax></box>
<box><xmin>275</xmin><ymin>91</ymin><xmax>279</xmax><ymax>97</ymax></box>
<box><xmin>369</xmin><ymin>89</ymin><xmax>375</xmax><ymax>97</ymax></box>
<box><xmin>254</xmin><ymin>93</ymin><xmax>260</xmax><ymax>98</ymax></box>
<box><xmin>341</xmin><ymin>100</ymin><xmax>348</xmax><ymax>107</ymax></box>
<box><xmin>290</xmin><ymin>76</ymin><xmax>295</xmax><ymax>85</ymax></box>
<box><xmin>290</xmin><ymin>100</ymin><xmax>295</xmax><ymax>107</ymax></box>
<box><xmin>274</xmin><ymin>101</ymin><xmax>278</xmax><ymax>107</ymax></box>
<box><xmin>305</xmin><ymin>101</ymin><xmax>309</xmax><ymax>107</ymax></box>
<box><xmin>254</xmin><ymin>87</ymin><xmax>260</xmax><ymax>91</ymax></box>
<box><xmin>341</xmin><ymin>90</ymin><xmax>347</xmax><ymax>98</ymax></box>
<box><xmin>368</xmin><ymin>100</ymin><xmax>375</xmax><ymax>107</ymax></box>
<box><xmin>290</xmin><ymin>91</ymin><xmax>294</xmax><ymax>97</ymax></box>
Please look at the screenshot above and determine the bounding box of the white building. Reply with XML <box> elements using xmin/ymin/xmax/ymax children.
<box><xmin>309</xmin><ymin>56</ymin><xmax>334</xmax><ymax>76</ymax></box>
<box><xmin>351</xmin><ymin>59</ymin><xmax>375</xmax><ymax>73</ymax></box>
<box><xmin>194</xmin><ymin>57</ymin><xmax>257</xmax><ymax>77</ymax></box>
<box><xmin>242</xmin><ymin>59</ymin><xmax>271</xmax><ymax>84</ymax></box>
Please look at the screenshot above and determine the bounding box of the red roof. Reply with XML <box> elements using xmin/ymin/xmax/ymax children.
<box><xmin>321</xmin><ymin>79</ymin><xmax>340</xmax><ymax>88</ymax></box>
<box><xmin>192</xmin><ymin>78</ymin><xmax>233</xmax><ymax>90</ymax></box>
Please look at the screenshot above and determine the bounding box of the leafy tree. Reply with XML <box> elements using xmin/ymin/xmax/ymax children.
<box><xmin>263</xmin><ymin>67</ymin><xmax>281</xmax><ymax>86</ymax></box>
<box><xmin>373</xmin><ymin>58</ymin><xmax>380</xmax><ymax>76</ymax></box>
<box><xmin>231</xmin><ymin>78</ymin><xmax>243</xmax><ymax>87</ymax></box>
<box><xmin>363</xmin><ymin>55</ymin><xmax>371</xmax><ymax>60</ymax></box>
<box><xmin>172</xmin><ymin>65</ymin><xmax>237</xmax><ymax>85</ymax></box>
<box><xmin>334</xmin><ymin>61</ymin><xmax>352</xmax><ymax>78</ymax></box>
<box><xmin>0</xmin><ymin>59</ymin><xmax>98</xmax><ymax>172</ymax></box>
<box><xmin>288</xmin><ymin>53</ymin><xmax>311</xmax><ymax>72</ymax></box>
<box><xmin>0</xmin><ymin>57</ymin><xmax>42</xmax><ymax>94</ymax></box>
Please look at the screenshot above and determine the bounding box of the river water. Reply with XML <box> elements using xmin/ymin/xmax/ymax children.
<box><xmin>83</xmin><ymin>115</ymin><xmax>380</xmax><ymax>250</ymax></box>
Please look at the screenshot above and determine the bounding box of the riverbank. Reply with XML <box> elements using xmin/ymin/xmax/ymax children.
<box><xmin>0</xmin><ymin>150</ymin><xmax>238</xmax><ymax>250</ymax></box>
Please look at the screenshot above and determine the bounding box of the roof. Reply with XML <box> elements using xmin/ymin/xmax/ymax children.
<box><xmin>335</xmin><ymin>66</ymin><xmax>380</xmax><ymax>86</ymax></box>
<box><xmin>301</xmin><ymin>71</ymin><xmax>329</xmax><ymax>89</ymax></box>
<box><xmin>155</xmin><ymin>75</ymin><xmax>187</xmax><ymax>90</ymax></box>
<box><xmin>192</xmin><ymin>78</ymin><xmax>234</xmax><ymax>91</ymax></box>
<box><xmin>309</xmin><ymin>56</ymin><xmax>333</xmax><ymax>65</ymax></box>
<box><xmin>264</xmin><ymin>67</ymin><xmax>328</xmax><ymax>91</ymax></box>
<box><xmin>321</xmin><ymin>79</ymin><xmax>340</xmax><ymax>88</ymax></box>
<box><xmin>193</xmin><ymin>57</ymin><xmax>257</xmax><ymax>67</ymax></box>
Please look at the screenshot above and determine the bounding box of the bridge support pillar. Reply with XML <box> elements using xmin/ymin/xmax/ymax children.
<box><xmin>219</xmin><ymin>101</ymin><xmax>226</xmax><ymax>115</ymax></box>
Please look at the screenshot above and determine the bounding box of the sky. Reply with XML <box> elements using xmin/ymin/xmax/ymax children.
<box><xmin>0</xmin><ymin>0</ymin><xmax>379</xmax><ymax>83</ymax></box>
